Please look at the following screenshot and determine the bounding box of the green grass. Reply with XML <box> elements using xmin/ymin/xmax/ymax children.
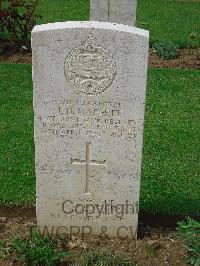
<box><xmin>36</xmin><ymin>0</ymin><xmax>200</xmax><ymax>47</ymax></box>
<box><xmin>0</xmin><ymin>64</ymin><xmax>35</xmax><ymax>205</ymax></box>
<box><xmin>0</xmin><ymin>63</ymin><xmax>199</xmax><ymax>215</ymax></box>
<box><xmin>137</xmin><ymin>0</ymin><xmax>200</xmax><ymax>48</ymax></box>
<box><xmin>177</xmin><ymin>218</ymin><xmax>200</xmax><ymax>265</ymax></box>
<box><xmin>11</xmin><ymin>230</ymin><xmax>69</xmax><ymax>265</ymax></box>
<box><xmin>141</xmin><ymin>68</ymin><xmax>200</xmax><ymax>215</ymax></box>
<box><xmin>37</xmin><ymin>0</ymin><xmax>89</xmax><ymax>24</ymax></box>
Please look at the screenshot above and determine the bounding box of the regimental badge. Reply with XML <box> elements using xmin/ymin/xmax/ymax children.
<box><xmin>64</xmin><ymin>34</ymin><xmax>117</xmax><ymax>95</ymax></box>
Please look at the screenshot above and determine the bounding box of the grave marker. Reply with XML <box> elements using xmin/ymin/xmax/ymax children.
<box><xmin>32</xmin><ymin>21</ymin><xmax>149</xmax><ymax>239</ymax></box>
<box><xmin>90</xmin><ymin>0</ymin><xmax>137</xmax><ymax>26</ymax></box>
<box><xmin>90</xmin><ymin>0</ymin><xmax>109</xmax><ymax>22</ymax></box>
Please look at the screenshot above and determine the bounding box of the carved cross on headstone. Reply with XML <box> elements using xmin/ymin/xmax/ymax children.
<box><xmin>71</xmin><ymin>142</ymin><xmax>106</xmax><ymax>194</ymax></box>
<box><xmin>90</xmin><ymin>0</ymin><xmax>137</xmax><ymax>26</ymax></box>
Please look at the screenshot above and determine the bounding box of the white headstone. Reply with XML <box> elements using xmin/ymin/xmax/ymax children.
<box><xmin>90</xmin><ymin>0</ymin><xmax>109</xmax><ymax>22</ymax></box>
<box><xmin>32</xmin><ymin>21</ymin><xmax>149</xmax><ymax>239</ymax></box>
<box><xmin>109</xmin><ymin>0</ymin><xmax>137</xmax><ymax>26</ymax></box>
<box><xmin>90</xmin><ymin>0</ymin><xmax>137</xmax><ymax>26</ymax></box>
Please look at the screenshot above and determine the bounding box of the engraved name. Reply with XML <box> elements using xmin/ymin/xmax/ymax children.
<box><xmin>38</xmin><ymin>99</ymin><xmax>137</xmax><ymax>139</ymax></box>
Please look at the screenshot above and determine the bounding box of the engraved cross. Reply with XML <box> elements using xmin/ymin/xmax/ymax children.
<box><xmin>71</xmin><ymin>142</ymin><xmax>106</xmax><ymax>194</ymax></box>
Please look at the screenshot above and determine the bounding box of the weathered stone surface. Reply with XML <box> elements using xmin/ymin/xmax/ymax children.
<box><xmin>90</xmin><ymin>0</ymin><xmax>137</xmax><ymax>26</ymax></box>
<box><xmin>109</xmin><ymin>0</ymin><xmax>137</xmax><ymax>26</ymax></box>
<box><xmin>32</xmin><ymin>21</ymin><xmax>149</xmax><ymax>239</ymax></box>
<box><xmin>90</xmin><ymin>0</ymin><xmax>109</xmax><ymax>22</ymax></box>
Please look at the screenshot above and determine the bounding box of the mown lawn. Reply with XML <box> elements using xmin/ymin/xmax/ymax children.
<box><xmin>142</xmin><ymin>68</ymin><xmax>200</xmax><ymax>215</ymax></box>
<box><xmin>36</xmin><ymin>0</ymin><xmax>200</xmax><ymax>47</ymax></box>
<box><xmin>0</xmin><ymin>63</ymin><xmax>199</xmax><ymax>215</ymax></box>
<box><xmin>137</xmin><ymin>0</ymin><xmax>200</xmax><ymax>48</ymax></box>
<box><xmin>0</xmin><ymin>64</ymin><xmax>34</xmax><ymax>205</ymax></box>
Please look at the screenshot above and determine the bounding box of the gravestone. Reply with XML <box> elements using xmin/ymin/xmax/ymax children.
<box><xmin>90</xmin><ymin>0</ymin><xmax>137</xmax><ymax>26</ymax></box>
<box><xmin>32</xmin><ymin>21</ymin><xmax>149</xmax><ymax>239</ymax></box>
<box><xmin>90</xmin><ymin>0</ymin><xmax>109</xmax><ymax>22</ymax></box>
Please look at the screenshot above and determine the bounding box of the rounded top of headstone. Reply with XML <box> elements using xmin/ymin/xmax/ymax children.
<box><xmin>32</xmin><ymin>21</ymin><xmax>149</xmax><ymax>39</ymax></box>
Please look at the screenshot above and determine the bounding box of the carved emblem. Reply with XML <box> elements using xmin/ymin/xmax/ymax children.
<box><xmin>64</xmin><ymin>34</ymin><xmax>117</xmax><ymax>95</ymax></box>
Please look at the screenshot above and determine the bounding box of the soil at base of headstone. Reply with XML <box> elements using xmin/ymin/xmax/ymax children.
<box><xmin>0</xmin><ymin>206</ymin><xmax>190</xmax><ymax>266</ymax></box>
<box><xmin>0</xmin><ymin>47</ymin><xmax>200</xmax><ymax>70</ymax></box>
